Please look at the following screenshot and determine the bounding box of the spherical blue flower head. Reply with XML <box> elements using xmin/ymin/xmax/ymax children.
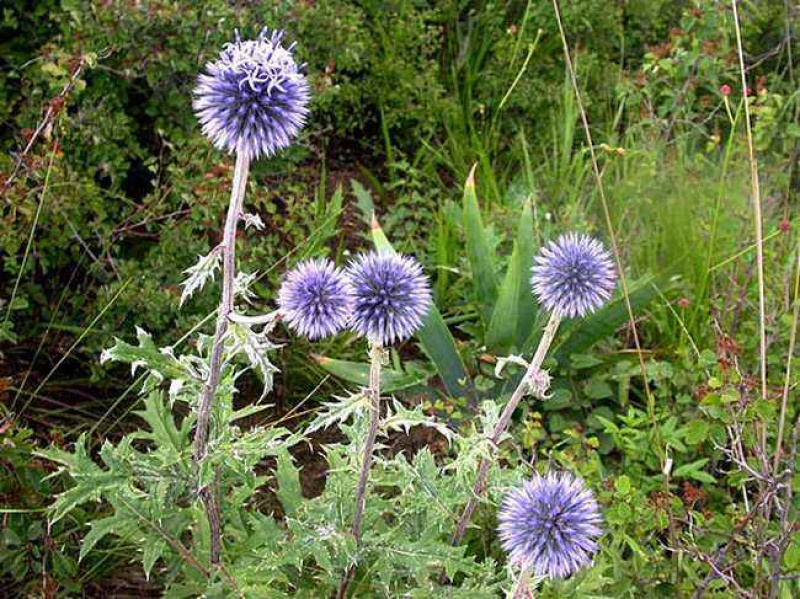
<box><xmin>497</xmin><ymin>471</ymin><xmax>602</xmax><ymax>580</ymax></box>
<box><xmin>346</xmin><ymin>252</ymin><xmax>432</xmax><ymax>346</ymax></box>
<box><xmin>531</xmin><ymin>233</ymin><xmax>616</xmax><ymax>318</ymax></box>
<box><xmin>193</xmin><ymin>29</ymin><xmax>311</xmax><ymax>161</ymax></box>
<box><xmin>278</xmin><ymin>258</ymin><xmax>353</xmax><ymax>340</ymax></box>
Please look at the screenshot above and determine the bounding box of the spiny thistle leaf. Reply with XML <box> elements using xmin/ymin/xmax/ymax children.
<box><xmin>179</xmin><ymin>247</ymin><xmax>222</xmax><ymax>306</ymax></box>
<box><xmin>227</xmin><ymin>320</ymin><xmax>280</xmax><ymax>397</ymax></box>
<box><xmin>241</xmin><ymin>212</ymin><xmax>265</xmax><ymax>230</ymax></box>
<box><xmin>306</xmin><ymin>391</ymin><xmax>371</xmax><ymax>435</ymax></box>
<box><xmin>100</xmin><ymin>327</ymin><xmax>201</xmax><ymax>397</ymax></box>
<box><xmin>382</xmin><ymin>399</ymin><xmax>453</xmax><ymax>442</ymax></box>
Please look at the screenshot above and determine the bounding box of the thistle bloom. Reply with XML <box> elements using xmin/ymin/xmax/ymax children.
<box><xmin>278</xmin><ymin>258</ymin><xmax>353</xmax><ymax>340</ymax></box>
<box><xmin>346</xmin><ymin>252</ymin><xmax>431</xmax><ymax>346</ymax></box>
<box><xmin>193</xmin><ymin>29</ymin><xmax>311</xmax><ymax>160</ymax></box>
<box><xmin>497</xmin><ymin>471</ymin><xmax>602</xmax><ymax>580</ymax></box>
<box><xmin>531</xmin><ymin>233</ymin><xmax>616</xmax><ymax>318</ymax></box>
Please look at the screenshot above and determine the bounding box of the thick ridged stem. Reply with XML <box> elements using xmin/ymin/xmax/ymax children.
<box><xmin>451</xmin><ymin>311</ymin><xmax>561</xmax><ymax>548</ymax></box>
<box><xmin>338</xmin><ymin>342</ymin><xmax>383</xmax><ymax>599</ymax></box>
<box><xmin>192</xmin><ymin>153</ymin><xmax>250</xmax><ymax>565</ymax></box>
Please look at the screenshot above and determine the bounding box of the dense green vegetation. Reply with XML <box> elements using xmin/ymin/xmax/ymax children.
<box><xmin>1</xmin><ymin>0</ymin><xmax>798</xmax><ymax>596</ymax></box>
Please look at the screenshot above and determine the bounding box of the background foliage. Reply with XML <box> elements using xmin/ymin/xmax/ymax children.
<box><xmin>1</xmin><ymin>0</ymin><xmax>798</xmax><ymax>596</ymax></box>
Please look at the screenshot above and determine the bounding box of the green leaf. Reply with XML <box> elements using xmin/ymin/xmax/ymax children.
<box><xmin>552</xmin><ymin>273</ymin><xmax>660</xmax><ymax>363</ymax></box>
<box><xmin>461</xmin><ymin>164</ymin><xmax>497</xmax><ymax>321</ymax></box>
<box><xmin>306</xmin><ymin>391</ymin><xmax>370</xmax><ymax>435</ymax></box>
<box><xmin>312</xmin><ymin>355</ymin><xmax>432</xmax><ymax>393</ymax></box>
<box><xmin>486</xmin><ymin>241</ymin><xmax>522</xmax><ymax>353</ymax></box>
<box><xmin>227</xmin><ymin>320</ymin><xmax>280</xmax><ymax>398</ymax></box>
<box><xmin>142</xmin><ymin>535</ymin><xmax>167</xmax><ymax>580</ymax></box>
<box><xmin>684</xmin><ymin>419</ymin><xmax>708</xmax><ymax>445</ymax></box>
<box><xmin>586</xmin><ymin>378</ymin><xmax>613</xmax><ymax>399</ymax></box>
<box><xmin>132</xmin><ymin>392</ymin><xmax>186</xmax><ymax>455</ymax></box>
<box><xmin>179</xmin><ymin>247</ymin><xmax>221</xmax><ymax>306</ymax></box>
<box><xmin>275</xmin><ymin>450</ymin><xmax>304</xmax><ymax>518</ymax></box>
<box><xmin>80</xmin><ymin>516</ymin><xmax>124</xmax><ymax>562</ymax></box>
<box><xmin>514</xmin><ymin>198</ymin><xmax>537</xmax><ymax>348</ymax></box>
<box><xmin>99</xmin><ymin>327</ymin><xmax>190</xmax><ymax>393</ymax></box>
<box><xmin>784</xmin><ymin>541</ymin><xmax>800</xmax><ymax>570</ymax></box>
<box><xmin>371</xmin><ymin>216</ymin><xmax>472</xmax><ymax>399</ymax></box>
<box><xmin>382</xmin><ymin>399</ymin><xmax>454</xmax><ymax>442</ymax></box>
<box><xmin>351</xmin><ymin>179</ymin><xmax>375</xmax><ymax>227</ymax></box>
<box><xmin>674</xmin><ymin>458</ymin><xmax>715</xmax><ymax>484</ymax></box>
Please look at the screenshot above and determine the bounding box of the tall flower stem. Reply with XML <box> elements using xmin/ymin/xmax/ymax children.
<box><xmin>338</xmin><ymin>342</ymin><xmax>383</xmax><ymax>599</ymax></box>
<box><xmin>451</xmin><ymin>311</ymin><xmax>561</xmax><ymax>548</ymax></box>
<box><xmin>192</xmin><ymin>152</ymin><xmax>251</xmax><ymax>565</ymax></box>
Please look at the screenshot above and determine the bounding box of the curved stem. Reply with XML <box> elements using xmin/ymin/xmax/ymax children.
<box><xmin>451</xmin><ymin>312</ymin><xmax>561</xmax><ymax>548</ymax></box>
<box><xmin>192</xmin><ymin>152</ymin><xmax>250</xmax><ymax>565</ymax></box>
<box><xmin>338</xmin><ymin>342</ymin><xmax>383</xmax><ymax>599</ymax></box>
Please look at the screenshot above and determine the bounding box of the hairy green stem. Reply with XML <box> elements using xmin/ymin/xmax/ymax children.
<box><xmin>192</xmin><ymin>152</ymin><xmax>250</xmax><ymax>565</ymax></box>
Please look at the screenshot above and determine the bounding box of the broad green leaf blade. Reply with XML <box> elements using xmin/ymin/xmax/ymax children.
<box><xmin>514</xmin><ymin>198</ymin><xmax>537</xmax><ymax>348</ymax></box>
<box><xmin>80</xmin><ymin>516</ymin><xmax>125</xmax><ymax>562</ymax></box>
<box><xmin>275</xmin><ymin>449</ymin><xmax>304</xmax><ymax>519</ymax></box>
<box><xmin>486</xmin><ymin>241</ymin><xmax>521</xmax><ymax>353</ymax></box>
<box><xmin>552</xmin><ymin>274</ymin><xmax>660</xmax><ymax>363</ymax></box>
<box><xmin>462</xmin><ymin>164</ymin><xmax>497</xmax><ymax>322</ymax></box>
<box><xmin>371</xmin><ymin>216</ymin><xmax>473</xmax><ymax>399</ymax></box>
<box><xmin>312</xmin><ymin>355</ymin><xmax>432</xmax><ymax>393</ymax></box>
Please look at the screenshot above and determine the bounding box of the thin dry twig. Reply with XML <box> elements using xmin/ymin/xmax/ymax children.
<box><xmin>731</xmin><ymin>0</ymin><xmax>769</xmax><ymax>452</ymax></box>
<box><xmin>774</xmin><ymin>244</ymin><xmax>799</xmax><ymax>471</ymax></box>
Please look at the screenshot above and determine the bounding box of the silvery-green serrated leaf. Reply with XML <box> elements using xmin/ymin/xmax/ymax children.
<box><xmin>234</xmin><ymin>271</ymin><xmax>259</xmax><ymax>302</ymax></box>
<box><xmin>241</xmin><ymin>212</ymin><xmax>265</xmax><ymax>230</ymax></box>
<box><xmin>382</xmin><ymin>399</ymin><xmax>453</xmax><ymax>442</ymax></box>
<box><xmin>99</xmin><ymin>328</ymin><xmax>196</xmax><ymax>394</ymax></box>
<box><xmin>306</xmin><ymin>391</ymin><xmax>370</xmax><ymax>435</ymax></box>
<box><xmin>275</xmin><ymin>450</ymin><xmax>303</xmax><ymax>518</ymax></box>
<box><xmin>179</xmin><ymin>247</ymin><xmax>222</xmax><ymax>306</ymax></box>
<box><xmin>142</xmin><ymin>535</ymin><xmax>168</xmax><ymax>580</ymax></box>
<box><xmin>168</xmin><ymin>378</ymin><xmax>184</xmax><ymax>399</ymax></box>
<box><xmin>80</xmin><ymin>516</ymin><xmax>123</xmax><ymax>562</ymax></box>
<box><xmin>227</xmin><ymin>322</ymin><xmax>280</xmax><ymax>398</ymax></box>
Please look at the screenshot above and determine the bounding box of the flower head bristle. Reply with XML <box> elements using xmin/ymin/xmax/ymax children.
<box><xmin>278</xmin><ymin>258</ymin><xmax>353</xmax><ymax>340</ymax></box>
<box><xmin>497</xmin><ymin>471</ymin><xmax>602</xmax><ymax>580</ymax></box>
<box><xmin>346</xmin><ymin>252</ymin><xmax>432</xmax><ymax>346</ymax></box>
<box><xmin>531</xmin><ymin>233</ymin><xmax>616</xmax><ymax>318</ymax></box>
<box><xmin>193</xmin><ymin>28</ymin><xmax>311</xmax><ymax>160</ymax></box>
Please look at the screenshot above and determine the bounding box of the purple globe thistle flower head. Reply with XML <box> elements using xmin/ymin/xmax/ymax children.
<box><xmin>278</xmin><ymin>258</ymin><xmax>353</xmax><ymax>340</ymax></box>
<box><xmin>497</xmin><ymin>471</ymin><xmax>602</xmax><ymax>580</ymax></box>
<box><xmin>346</xmin><ymin>252</ymin><xmax>432</xmax><ymax>346</ymax></box>
<box><xmin>531</xmin><ymin>233</ymin><xmax>616</xmax><ymax>318</ymax></box>
<box><xmin>193</xmin><ymin>29</ymin><xmax>311</xmax><ymax>161</ymax></box>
